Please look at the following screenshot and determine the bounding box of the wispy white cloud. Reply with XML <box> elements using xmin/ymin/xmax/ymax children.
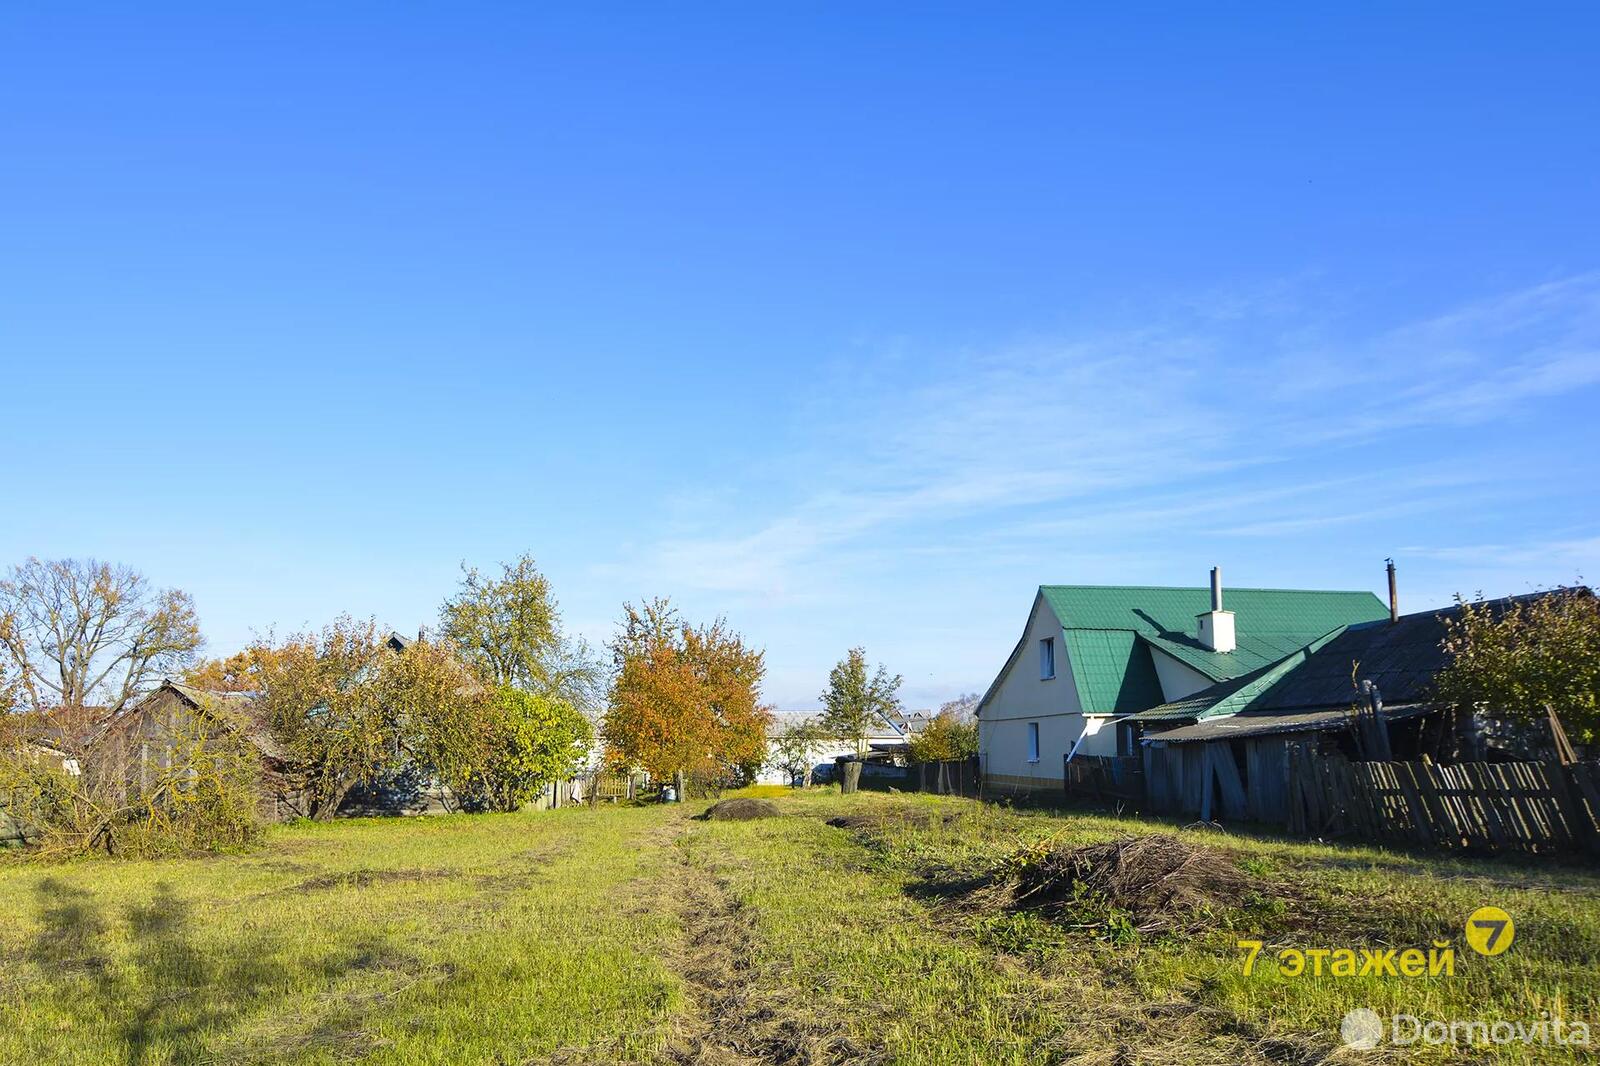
<box><xmin>1400</xmin><ymin>535</ymin><xmax>1600</xmax><ymax>573</ymax></box>
<box><xmin>610</xmin><ymin>274</ymin><xmax>1600</xmax><ymax>603</ymax></box>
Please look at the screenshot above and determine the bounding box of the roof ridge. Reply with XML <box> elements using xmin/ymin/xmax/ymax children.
<box><xmin>1041</xmin><ymin>583</ymin><xmax>1377</xmax><ymax>595</ymax></box>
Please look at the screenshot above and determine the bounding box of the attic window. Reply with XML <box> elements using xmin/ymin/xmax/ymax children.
<box><xmin>1039</xmin><ymin>637</ymin><xmax>1055</xmax><ymax>680</ymax></box>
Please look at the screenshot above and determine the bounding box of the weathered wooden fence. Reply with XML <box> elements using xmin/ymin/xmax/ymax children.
<box><xmin>1288</xmin><ymin>750</ymin><xmax>1600</xmax><ymax>854</ymax></box>
<box><xmin>854</xmin><ymin>757</ymin><xmax>981</xmax><ymax>796</ymax></box>
<box><xmin>1063</xmin><ymin>754</ymin><xmax>1145</xmax><ymax>808</ymax></box>
<box><xmin>586</xmin><ymin>773</ymin><xmax>638</xmax><ymax>803</ymax></box>
<box><xmin>914</xmin><ymin>757</ymin><xmax>981</xmax><ymax>797</ymax></box>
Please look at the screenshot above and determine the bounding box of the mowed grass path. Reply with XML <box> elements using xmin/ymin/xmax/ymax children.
<box><xmin>3</xmin><ymin>790</ymin><xmax>1599</xmax><ymax>1064</ymax></box>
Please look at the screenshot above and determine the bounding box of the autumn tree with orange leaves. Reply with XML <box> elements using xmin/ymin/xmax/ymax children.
<box><xmin>602</xmin><ymin>598</ymin><xmax>770</xmax><ymax>790</ymax></box>
<box><xmin>183</xmin><ymin>646</ymin><xmax>286</xmax><ymax>693</ymax></box>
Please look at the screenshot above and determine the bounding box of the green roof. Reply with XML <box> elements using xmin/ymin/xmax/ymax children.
<box><xmin>1062</xmin><ymin>630</ymin><xmax>1165</xmax><ymax>714</ymax></box>
<box><xmin>1129</xmin><ymin>626</ymin><xmax>1350</xmax><ymax>722</ymax></box>
<box><xmin>1039</xmin><ymin>585</ymin><xmax>1388</xmax><ymax>715</ymax></box>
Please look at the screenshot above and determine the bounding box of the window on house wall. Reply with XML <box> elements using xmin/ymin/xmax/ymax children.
<box><xmin>1039</xmin><ymin>637</ymin><xmax>1055</xmax><ymax>679</ymax></box>
<box><xmin>1027</xmin><ymin>721</ymin><xmax>1040</xmax><ymax>763</ymax></box>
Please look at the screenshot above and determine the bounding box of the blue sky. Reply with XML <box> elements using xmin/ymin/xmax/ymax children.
<box><xmin>3</xmin><ymin>4</ymin><xmax>1598</xmax><ymax>709</ymax></box>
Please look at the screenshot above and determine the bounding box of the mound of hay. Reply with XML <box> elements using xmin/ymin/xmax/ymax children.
<box><xmin>701</xmin><ymin>798</ymin><xmax>781</xmax><ymax>821</ymax></box>
<box><xmin>1008</xmin><ymin>834</ymin><xmax>1256</xmax><ymax>934</ymax></box>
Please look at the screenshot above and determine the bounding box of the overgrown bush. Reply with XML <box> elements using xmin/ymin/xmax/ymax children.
<box><xmin>0</xmin><ymin>716</ymin><xmax>263</xmax><ymax>859</ymax></box>
<box><xmin>423</xmin><ymin>685</ymin><xmax>592</xmax><ymax>812</ymax></box>
<box><xmin>907</xmin><ymin>708</ymin><xmax>978</xmax><ymax>763</ymax></box>
<box><xmin>1438</xmin><ymin>587</ymin><xmax>1600</xmax><ymax>745</ymax></box>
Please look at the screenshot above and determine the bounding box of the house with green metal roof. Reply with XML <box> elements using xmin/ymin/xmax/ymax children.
<box><xmin>975</xmin><ymin>569</ymin><xmax>1388</xmax><ymax>795</ymax></box>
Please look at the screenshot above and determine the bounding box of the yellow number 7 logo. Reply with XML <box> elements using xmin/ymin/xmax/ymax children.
<box><xmin>1466</xmin><ymin>906</ymin><xmax>1515</xmax><ymax>956</ymax></box>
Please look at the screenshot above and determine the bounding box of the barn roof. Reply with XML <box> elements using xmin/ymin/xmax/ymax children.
<box><xmin>88</xmin><ymin>681</ymin><xmax>288</xmax><ymax>761</ymax></box>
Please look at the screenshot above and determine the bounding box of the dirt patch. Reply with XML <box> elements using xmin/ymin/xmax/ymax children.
<box><xmin>825</xmin><ymin>810</ymin><xmax>958</xmax><ymax>832</ymax></box>
<box><xmin>701</xmin><ymin>799</ymin><xmax>781</xmax><ymax>822</ymax></box>
<box><xmin>286</xmin><ymin>868</ymin><xmax>452</xmax><ymax>893</ymax></box>
<box><xmin>994</xmin><ymin>834</ymin><xmax>1262</xmax><ymax>935</ymax></box>
<box><xmin>662</xmin><ymin>832</ymin><xmax>878</xmax><ymax>1065</ymax></box>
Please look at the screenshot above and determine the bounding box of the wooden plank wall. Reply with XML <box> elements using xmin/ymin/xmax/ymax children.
<box><xmin>1063</xmin><ymin>754</ymin><xmax>1145</xmax><ymax>807</ymax></box>
<box><xmin>1245</xmin><ymin>738</ymin><xmax>1292</xmax><ymax>823</ymax></box>
<box><xmin>1287</xmin><ymin>749</ymin><xmax>1600</xmax><ymax>855</ymax></box>
<box><xmin>1145</xmin><ymin>738</ymin><xmax>1303</xmax><ymax>824</ymax></box>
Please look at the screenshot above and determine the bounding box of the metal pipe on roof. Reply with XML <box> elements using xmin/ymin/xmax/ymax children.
<box><xmin>1210</xmin><ymin>566</ymin><xmax>1223</xmax><ymax>612</ymax></box>
<box><xmin>1386</xmin><ymin>558</ymin><xmax>1399</xmax><ymax>623</ymax></box>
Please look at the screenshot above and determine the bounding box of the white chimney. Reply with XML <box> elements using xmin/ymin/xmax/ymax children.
<box><xmin>1196</xmin><ymin>566</ymin><xmax>1236</xmax><ymax>653</ymax></box>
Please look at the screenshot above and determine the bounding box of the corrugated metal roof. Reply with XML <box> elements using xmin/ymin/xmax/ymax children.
<box><xmin>1131</xmin><ymin>590</ymin><xmax>1589</xmax><ymax>732</ymax></box>
<box><xmin>1146</xmin><ymin>703</ymin><xmax>1432</xmax><ymax>742</ymax></box>
<box><xmin>1130</xmin><ymin>626</ymin><xmax>1349</xmax><ymax>723</ymax></box>
<box><xmin>1063</xmin><ymin>629</ymin><xmax>1164</xmax><ymax>714</ymax></box>
<box><xmin>1036</xmin><ymin>585</ymin><xmax>1388</xmax><ymax>716</ymax></box>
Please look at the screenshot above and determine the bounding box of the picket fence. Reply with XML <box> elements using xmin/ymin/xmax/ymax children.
<box><xmin>1287</xmin><ymin>749</ymin><xmax>1600</xmax><ymax>854</ymax></box>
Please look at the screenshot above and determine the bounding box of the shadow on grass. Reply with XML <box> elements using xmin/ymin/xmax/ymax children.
<box><xmin>27</xmin><ymin>877</ymin><xmax>396</xmax><ymax>1065</ymax></box>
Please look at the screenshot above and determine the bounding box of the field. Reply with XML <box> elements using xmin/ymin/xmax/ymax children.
<box><xmin>1</xmin><ymin>789</ymin><xmax>1597</xmax><ymax>1065</ymax></box>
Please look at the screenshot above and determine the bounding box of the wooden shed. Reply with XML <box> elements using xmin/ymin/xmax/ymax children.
<box><xmin>85</xmin><ymin>680</ymin><xmax>310</xmax><ymax>822</ymax></box>
<box><xmin>1141</xmin><ymin>708</ymin><xmax>1431</xmax><ymax>822</ymax></box>
<box><xmin>1128</xmin><ymin>596</ymin><xmax>1520</xmax><ymax>823</ymax></box>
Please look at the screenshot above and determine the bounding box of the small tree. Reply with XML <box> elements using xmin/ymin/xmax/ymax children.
<box><xmin>1437</xmin><ymin>588</ymin><xmax>1600</xmax><ymax>746</ymax></box>
<box><xmin>907</xmin><ymin>709</ymin><xmax>979</xmax><ymax>763</ymax></box>
<box><xmin>438</xmin><ymin>555</ymin><xmax>605</xmax><ymax>718</ymax></box>
<box><xmin>474</xmin><ymin>687</ymin><xmax>592</xmax><ymax>811</ymax></box>
<box><xmin>0</xmin><ymin>557</ymin><xmax>202</xmax><ymax>715</ymax></box>
<box><xmin>439</xmin><ymin>556</ymin><xmax>557</xmax><ymax>687</ymax></box>
<box><xmin>1</xmin><ymin>698</ymin><xmax>263</xmax><ymax>857</ymax></box>
<box><xmin>819</xmin><ymin>647</ymin><xmax>902</xmax><ymax>755</ymax></box>
<box><xmin>771</xmin><ymin>718</ymin><xmax>825</xmax><ymax>787</ymax></box>
<box><xmin>603</xmin><ymin>599</ymin><xmax>770</xmax><ymax>790</ymax></box>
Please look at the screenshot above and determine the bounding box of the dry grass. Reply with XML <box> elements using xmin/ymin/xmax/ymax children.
<box><xmin>662</xmin><ymin>828</ymin><xmax>876</xmax><ymax>1065</ymax></box>
<box><xmin>994</xmin><ymin>833</ymin><xmax>1263</xmax><ymax>935</ymax></box>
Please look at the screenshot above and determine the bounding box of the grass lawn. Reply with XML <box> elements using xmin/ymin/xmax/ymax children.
<box><xmin>2</xmin><ymin>789</ymin><xmax>1597</xmax><ymax>1064</ymax></box>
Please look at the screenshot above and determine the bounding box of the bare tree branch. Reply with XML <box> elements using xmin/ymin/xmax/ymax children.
<box><xmin>0</xmin><ymin>558</ymin><xmax>203</xmax><ymax>715</ymax></box>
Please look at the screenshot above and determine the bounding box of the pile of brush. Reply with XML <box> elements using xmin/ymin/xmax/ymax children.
<box><xmin>995</xmin><ymin>833</ymin><xmax>1259</xmax><ymax>936</ymax></box>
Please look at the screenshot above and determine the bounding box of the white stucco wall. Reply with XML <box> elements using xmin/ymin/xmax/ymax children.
<box><xmin>977</xmin><ymin>592</ymin><xmax>1109</xmax><ymax>793</ymax></box>
<box><xmin>1148</xmin><ymin>646</ymin><xmax>1215</xmax><ymax>703</ymax></box>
